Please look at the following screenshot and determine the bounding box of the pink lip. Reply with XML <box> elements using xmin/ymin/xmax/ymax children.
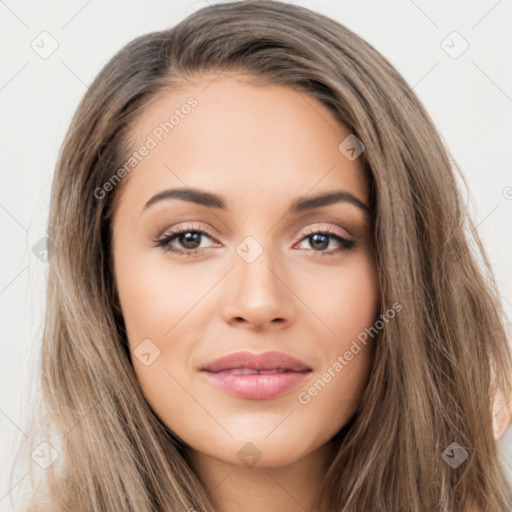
<box><xmin>200</xmin><ymin>350</ymin><xmax>312</xmax><ymax>400</ymax></box>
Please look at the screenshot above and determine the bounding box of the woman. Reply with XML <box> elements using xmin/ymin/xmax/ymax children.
<box><xmin>11</xmin><ymin>1</ymin><xmax>512</xmax><ymax>510</ymax></box>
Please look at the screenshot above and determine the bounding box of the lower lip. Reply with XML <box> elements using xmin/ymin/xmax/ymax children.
<box><xmin>202</xmin><ymin>370</ymin><xmax>310</xmax><ymax>400</ymax></box>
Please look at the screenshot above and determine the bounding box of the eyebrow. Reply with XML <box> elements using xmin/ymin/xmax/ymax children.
<box><xmin>141</xmin><ymin>187</ymin><xmax>371</xmax><ymax>216</ymax></box>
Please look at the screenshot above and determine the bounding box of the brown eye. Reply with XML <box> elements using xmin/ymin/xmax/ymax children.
<box><xmin>295</xmin><ymin>228</ymin><xmax>356</xmax><ymax>255</ymax></box>
<box><xmin>174</xmin><ymin>231</ymin><xmax>202</xmax><ymax>250</ymax></box>
<box><xmin>154</xmin><ymin>225</ymin><xmax>219</xmax><ymax>256</ymax></box>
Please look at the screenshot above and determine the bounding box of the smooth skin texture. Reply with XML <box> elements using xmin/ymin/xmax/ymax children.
<box><xmin>111</xmin><ymin>73</ymin><xmax>382</xmax><ymax>512</ymax></box>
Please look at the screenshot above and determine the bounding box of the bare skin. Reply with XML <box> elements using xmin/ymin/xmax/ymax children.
<box><xmin>111</xmin><ymin>72</ymin><xmax>510</xmax><ymax>511</ymax></box>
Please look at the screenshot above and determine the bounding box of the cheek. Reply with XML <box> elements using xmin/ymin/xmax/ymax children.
<box><xmin>340</xmin><ymin>269</ymin><xmax>379</xmax><ymax>340</ymax></box>
<box><xmin>114</xmin><ymin>248</ymin><xmax>203</xmax><ymax>342</ymax></box>
<box><xmin>117</xmin><ymin>274</ymin><xmax>174</xmax><ymax>339</ymax></box>
<box><xmin>114</xmin><ymin>264</ymin><xmax>195</xmax><ymax>422</ymax></box>
<box><xmin>318</xmin><ymin>253</ymin><xmax>380</xmax><ymax>346</ymax></box>
<box><xmin>113</xmin><ymin>247</ymin><xmax>213</xmax><ymax>410</ymax></box>
<box><xmin>301</xmin><ymin>255</ymin><xmax>380</xmax><ymax>409</ymax></box>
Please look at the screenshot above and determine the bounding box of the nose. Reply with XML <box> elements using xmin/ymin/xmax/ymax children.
<box><xmin>220</xmin><ymin>246</ymin><xmax>296</xmax><ymax>330</ymax></box>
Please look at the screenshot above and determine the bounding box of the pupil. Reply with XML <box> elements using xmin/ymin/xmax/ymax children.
<box><xmin>180</xmin><ymin>232</ymin><xmax>201</xmax><ymax>249</ymax></box>
<box><xmin>311</xmin><ymin>233</ymin><xmax>328</xmax><ymax>250</ymax></box>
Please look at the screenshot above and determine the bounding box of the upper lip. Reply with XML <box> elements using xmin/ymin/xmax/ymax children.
<box><xmin>201</xmin><ymin>350</ymin><xmax>312</xmax><ymax>373</ymax></box>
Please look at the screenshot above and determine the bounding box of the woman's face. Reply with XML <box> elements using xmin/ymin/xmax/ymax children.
<box><xmin>112</xmin><ymin>73</ymin><xmax>380</xmax><ymax>468</ymax></box>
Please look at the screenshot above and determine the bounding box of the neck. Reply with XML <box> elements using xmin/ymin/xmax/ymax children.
<box><xmin>187</xmin><ymin>440</ymin><xmax>335</xmax><ymax>512</ymax></box>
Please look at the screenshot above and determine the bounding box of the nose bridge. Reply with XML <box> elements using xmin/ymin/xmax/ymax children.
<box><xmin>220</xmin><ymin>232</ymin><xmax>295</xmax><ymax>328</ymax></box>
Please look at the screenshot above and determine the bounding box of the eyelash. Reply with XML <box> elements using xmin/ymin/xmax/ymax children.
<box><xmin>153</xmin><ymin>223</ymin><xmax>356</xmax><ymax>257</ymax></box>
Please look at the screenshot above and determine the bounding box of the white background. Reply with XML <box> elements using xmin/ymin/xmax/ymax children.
<box><xmin>1</xmin><ymin>0</ymin><xmax>511</xmax><ymax>508</ymax></box>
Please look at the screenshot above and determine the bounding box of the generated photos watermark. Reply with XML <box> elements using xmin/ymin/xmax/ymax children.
<box><xmin>93</xmin><ymin>96</ymin><xmax>198</xmax><ymax>200</ymax></box>
<box><xmin>297</xmin><ymin>301</ymin><xmax>402</xmax><ymax>405</ymax></box>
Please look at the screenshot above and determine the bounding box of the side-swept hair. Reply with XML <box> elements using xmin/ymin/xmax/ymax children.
<box><xmin>10</xmin><ymin>1</ymin><xmax>512</xmax><ymax>510</ymax></box>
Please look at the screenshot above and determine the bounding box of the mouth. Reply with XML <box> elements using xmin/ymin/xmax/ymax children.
<box><xmin>200</xmin><ymin>351</ymin><xmax>312</xmax><ymax>400</ymax></box>
<box><xmin>212</xmin><ymin>368</ymin><xmax>294</xmax><ymax>375</ymax></box>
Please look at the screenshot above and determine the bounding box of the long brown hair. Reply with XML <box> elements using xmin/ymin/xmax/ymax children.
<box><xmin>9</xmin><ymin>1</ymin><xmax>512</xmax><ymax>510</ymax></box>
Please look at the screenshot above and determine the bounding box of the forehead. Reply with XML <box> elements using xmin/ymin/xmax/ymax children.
<box><xmin>117</xmin><ymin>73</ymin><xmax>368</xmax><ymax>215</ymax></box>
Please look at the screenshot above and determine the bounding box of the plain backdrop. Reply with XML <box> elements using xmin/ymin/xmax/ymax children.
<box><xmin>1</xmin><ymin>0</ymin><xmax>511</xmax><ymax>508</ymax></box>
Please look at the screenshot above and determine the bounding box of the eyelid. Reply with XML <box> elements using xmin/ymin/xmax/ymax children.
<box><xmin>156</xmin><ymin>222</ymin><xmax>219</xmax><ymax>242</ymax></box>
<box><xmin>292</xmin><ymin>223</ymin><xmax>352</xmax><ymax>244</ymax></box>
<box><xmin>156</xmin><ymin>221</ymin><xmax>352</xmax><ymax>244</ymax></box>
